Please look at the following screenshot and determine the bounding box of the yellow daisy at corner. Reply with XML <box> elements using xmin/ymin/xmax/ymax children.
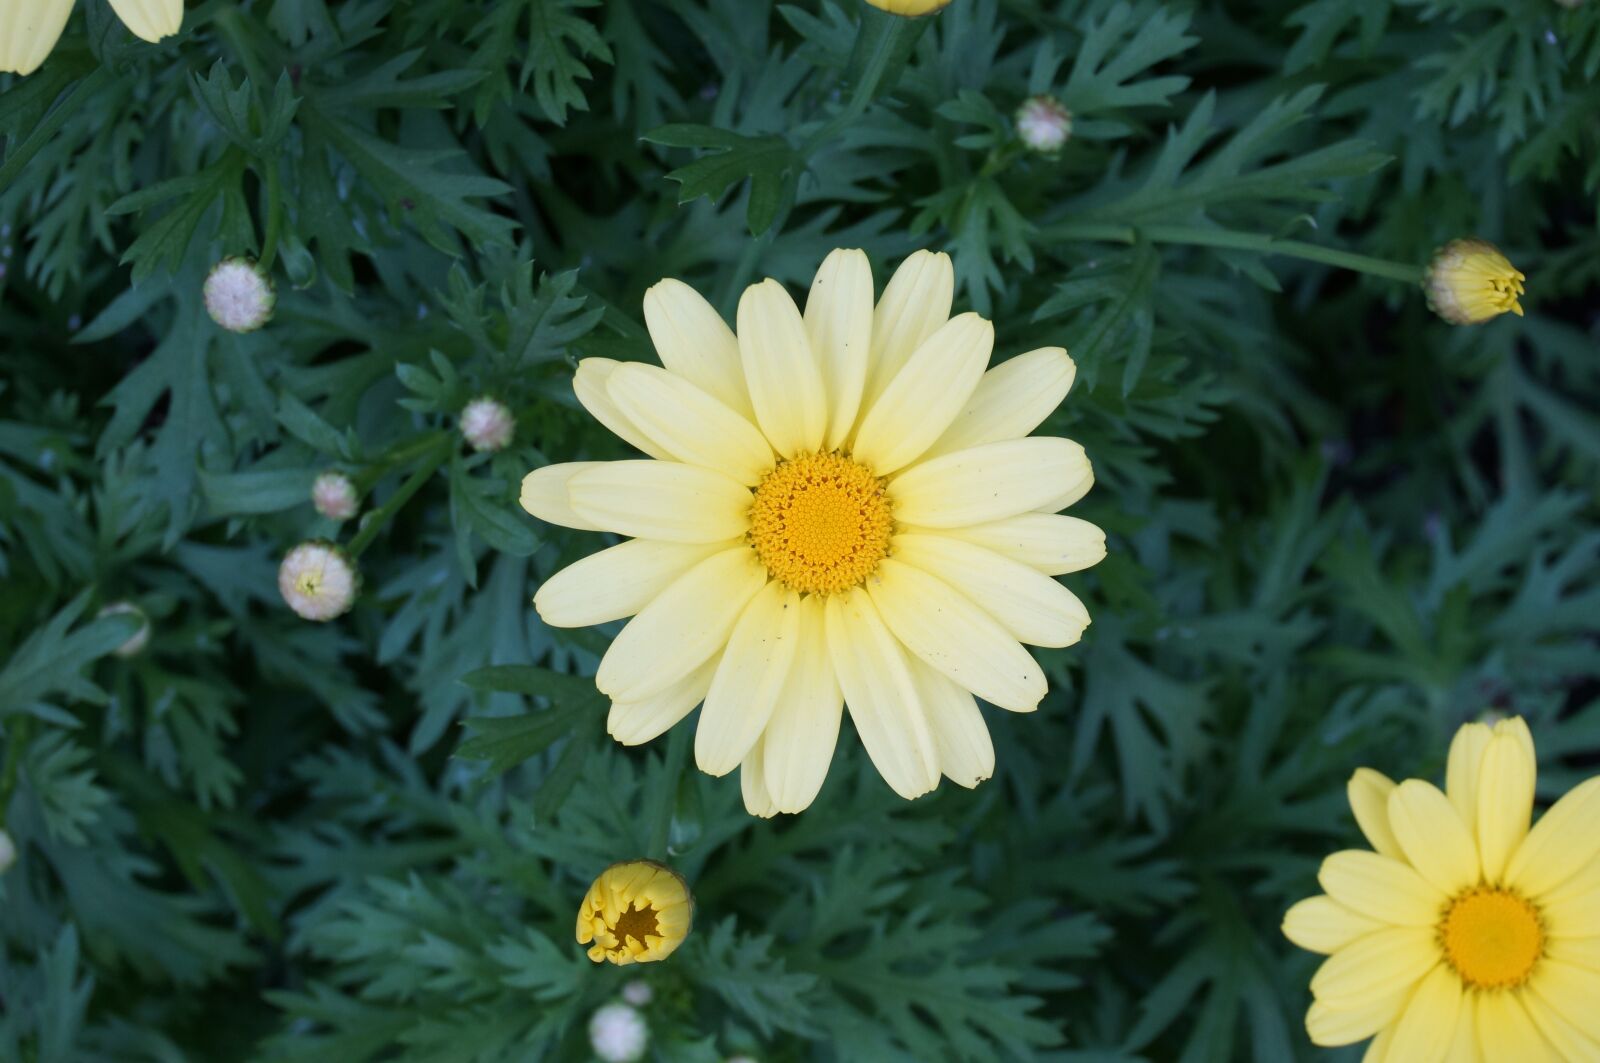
<box><xmin>1284</xmin><ymin>717</ymin><xmax>1600</xmax><ymax>1061</ymax></box>
<box><xmin>521</xmin><ymin>248</ymin><xmax>1104</xmax><ymax>816</ymax></box>
<box><xmin>1</xmin><ymin>0</ymin><xmax>182</xmax><ymax>76</ymax></box>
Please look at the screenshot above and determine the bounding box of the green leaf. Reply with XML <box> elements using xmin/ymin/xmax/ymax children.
<box><xmin>644</xmin><ymin>123</ymin><xmax>801</xmax><ymax>235</ymax></box>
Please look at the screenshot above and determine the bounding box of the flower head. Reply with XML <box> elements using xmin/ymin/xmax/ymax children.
<box><xmin>277</xmin><ymin>541</ymin><xmax>358</xmax><ymax>621</ymax></box>
<box><xmin>97</xmin><ymin>601</ymin><xmax>151</xmax><ymax>658</ymax></box>
<box><xmin>588</xmin><ymin>1003</ymin><xmax>649</xmax><ymax>1063</ymax></box>
<box><xmin>1283</xmin><ymin>717</ymin><xmax>1600</xmax><ymax>1059</ymax></box>
<box><xmin>1</xmin><ymin>0</ymin><xmax>182</xmax><ymax>76</ymax></box>
<box><xmin>864</xmin><ymin>0</ymin><xmax>954</xmax><ymax>13</ymax></box>
<box><xmin>203</xmin><ymin>257</ymin><xmax>275</xmax><ymax>333</ymax></box>
<box><xmin>1424</xmin><ymin>239</ymin><xmax>1525</xmax><ymax>325</ymax></box>
<box><xmin>0</xmin><ymin>829</ymin><xmax>14</xmax><ymax>874</ymax></box>
<box><xmin>620</xmin><ymin>980</ymin><xmax>654</xmax><ymax>1007</ymax></box>
<box><xmin>577</xmin><ymin>861</ymin><xmax>693</xmax><ymax>966</ymax></box>
<box><xmin>459</xmin><ymin>397</ymin><xmax>515</xmax><ymax>452</ymax></box>
<box><xmin>312</xmin><ymin>472</ymin><xmax>359</xmax><ymax>522</ymax></box>
<box><xmin>522</xmin><ymin>249</ymin><xmax>1104</xmax><ymax>815</ymax></box>
<box><xmin>1015</xmin><ymin>96</ymin><xmax>1072</xmax><ymax>154</ymax></box>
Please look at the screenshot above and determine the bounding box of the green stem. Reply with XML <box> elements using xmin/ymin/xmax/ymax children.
<box><xmin>0</xmin><ymin>717</ymin><xmax>35</xmax><ymax>825</ymax></box>
<box><xmin>257</xmin><ymin>159</ymin><xmax>282</xmax><ymax>272</ymax></box>
<box><xmin>1045</xmin><ymin>221</ymin><xmax>1426</xmax><ymax>284</ymax></box>
<box><xmin>345</xmin><ymin>439</ymin><xmax>450</xmax><ymax>558</ymax></box>
<box><xmin>645</xmin><ymin>726</ymin><xmax>690</xmax><ymax>861</ymax></box>
<box><xmin>214</xmin><ymin>7</ymin><xmax>270</xmax><ymax>91</ymax></box>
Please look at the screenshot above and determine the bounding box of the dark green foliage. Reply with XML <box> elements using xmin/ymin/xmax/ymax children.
<box><xmin>1</xmin><ymin>0</ymin><xmax>1597</xmax><ymax>1060</ymax></box>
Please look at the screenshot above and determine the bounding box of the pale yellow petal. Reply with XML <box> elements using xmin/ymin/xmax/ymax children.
<box><xmin>1476</xmin><ymin>988</ymin><xmax>1560</xmax><ymax>1063</ymax></box>
<box><xmin>1318</xmin><ymin>850</ymin><xmax>1449</xmax><ymax>927</ymax></box>
<box><xmin>1542</xmin><ymin>873</ymin><xmax>1600</xmax><ymax>939</ymax></box>
<box><xmin>1476</xmin><ymin>730</ymin><xmax>1536</xmax><ymax>885</ymax></box>
<box><xmin>607</xmin><ymin>656</ymin><xmax>718</xmax><ymax>746</ymax></box>
<box><xmin>1524</xmin><ymin>981</ymin><xmax>1600</xmax><ymax>1061</ymax></box>
<box><xmin>891</xmin><ymin>533</ymin><xmax>1090</xmax><ymax>648</ymax></box>
<box><xmin>922</xmin><ymin>347</ymin><xmax>1076</xmax><ymax>460</ymax></box>
<box><xmin>1362</xmin><ymin>1025</ymin><xmax>1395</xmax><ymax>1063</ymax></box>
<box><xmin>823</xmin><ymin>589</ymin><xmax>940</xmax><ymax>800</ymax></box>
<box><xmin>736</xmin><ymin>279</ymin><xmax>827</xmax><ymax>459</ymax></box>
<box><xmin>1384</xmin><ymin>964</ymin><xmax>1462</xmax><ymax>1063</ymax></box>
<box><xmin>1446</xmin><ymin>721</ymin><xmax>1493</xmax><ymax>835</ymax></box>
<box><xmin>888</xmin><ymin>438</ymin><xmax>1092</xmax><ymax>528</ymax></box>
<box><xmin>573</xmin><ymin>358</ymin><xmax>673</xmax><ymax>459</ymax></box>
<box><xmin>1349</xmin><ymin>768</ymin><xmax>1406</xmax><ymax>862</ymax></box>
<box><xmin>1306</xmin><ymin>994</ymin><xmax>1407</xmax><ymax>1048</ymax></box>
<box><xmin>1033</xmin><ymin>456</ymin><xmax>1096</xmax><ymax>513</ymax></box>
<box><xmin>1309</xmin><ymin>927</ymin><xmax>1438</xmax><ymax>1009</ymax></box>
<box><xmin>1545</xmin><ymin>935</ymin><xmax>1600</xmax><ymax>972</ymax></box>
<box><xmin>695</xmin><ymin>581</ymin><xmax>801</xmax><ymax>777</ymax></box>
<box><xmin>1388</xmin><ymin>779</ymin><xmax>1481</xmax><ymax>895</ymax></box>
<box><xmin>851</xmin><ymin>312</ymin><xmax>992</xmax><ymax>475</ymax></box>
<box><xmin>606</xmin><ymin>362</ymin><xmax>774</xmax><ymax>485</ymax></box>
<box><xmin>760</xmin><ymin>596</ymin><xmax>842</xmax><ymax>814</ymax></box>
<box><xmin>1527</xmin><ymin>960</ymin><xmax>1600</xmax><ymax>1043</ymax></box>
<box><xmin>1442</xmin><ymin>992</ymin><xmax>1481</xmax><ymax>1063</ymax></box>
<box><xmin>0</xmin><ymin>0</ymin><xmax>74</xmax><ymax>75</ymax></box>
<box><xmin>519</xmin><ymin>462</ymin><xmax>608</xmax><ymax>531</ymax></box>
<box><xmin>567</xmin><ymin>461</ymin><xmax>752</xmax><ymax>543</ymax></box>
<box><xmin>1283</xmin><ymin>895</ymin><xmax>1385</xmax><ymax>955</ymax></box>
<box><xmin>803</xmin><ymin>248</ymin><xmax>875</xmax><ymax>449</ymax></box>
<box><xmin>534</xmin><ymin>539</ymin><xmax>730</xmax><ymax>628</ymax></box>
<box><xmin>595</xmin><ymin>548</ymin><xmax>766</xmax><ymax>701</ymax></box>
<box><xmin>907</xmin><ymin>656</ymin><xmax>993</xmax><ymax>788</ymax></box>
<box><xmin>643</xmin><ymin>278</ymin><xmax>752</xmax><ymax>418</ymax></box>
<box><xmin>739</xmin><ymin>733</ymin><xmax>779</xmax><ymax>819</ymax></box>
<box><xmin>1507</xmin><ymin>777</ymin><xmax>1600</xmax><ymax>898</ymax></box>
<box><xmin>925</xmin><ymin>513</ymin><xmax>1106</xmax><ymax>576</ymax></box>
<box><xmin>108</xmin><ymin>0</ymin><xmax>182</xmax><ymax>42</ymax></box>
<box><xmin>867</xmin><ymin>559</ymin><xmax>1046</xmax><ymax>713</ymax></box>
<box><xmin>862</xmin><ymin>250</ymin><xmax>953</xmax><ymax>414</ymax></box>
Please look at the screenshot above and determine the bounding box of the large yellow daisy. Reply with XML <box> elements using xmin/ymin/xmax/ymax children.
<box><xmin>1284</xmin><ymin>717</ymin><xmax>1600</xmax><ymax>1061</ymax></box>
<box><xmin>521</xmin><ymin>249</ymin><xmax>1104</xmax><ymax>816</ymax></box>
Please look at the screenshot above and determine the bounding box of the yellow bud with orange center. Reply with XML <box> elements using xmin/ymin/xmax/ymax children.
<box><xmin>1424</xmin><ymin>238</ymin><xmax>1525</xmax><ymax>325</ymax></box>
<box><xmin>576</xmin><ymin>861</ymin><xmax>693</xmax><ymax>965</ymax></box>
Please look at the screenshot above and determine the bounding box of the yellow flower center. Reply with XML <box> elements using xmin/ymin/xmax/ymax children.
<box><xmin>295</xmin><ymin>572</ymin><xmax>322</xmax><ymax>596</ymax></box>
<box><xmin>1439</xmin><ymin>888</ymin><xmax>1544</xmax><ymax>989</ymax></box>
<box><xmin>749</xmin><ymin>451</ymin><xmax>893</xmax><ymax>595</ymax></box>
<box><xmin>610</xmin><ymin>902</ymin><xmax>660</xmax><ymax>950</ymax></box>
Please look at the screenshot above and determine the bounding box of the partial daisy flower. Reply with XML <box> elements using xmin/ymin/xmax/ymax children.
<box><xmin>577</xmin><ymin>861</ymin><xmax>693</xmax><ymax>966</ymax></box>
<box><xmin>203</xmin><ymin>257</ymin><xmax>275</xmax><ymax>333</ymax></box>
<box><xmin>1424</xmin><ymin>239</ymin><xmax>1525</xmax><ymax>325</ymax></box>
<box><xmin>459</xmin><ymin>397</ymin><xmax>515</xmax><ymax>453</ymax></box>
<box><xmin>311</xmin><ymin>471</ymin><xmax>359</xmax><ymax>522</ymax></box>
<box><xmin>0</xmin><ymin>829</ymin><xmax>14</xmax><ymax>874</ymax></box>
<box><xmin>277</xmin><ymin>541</ymin><xmax>358</xmax><ymax>622</ymax></box>
<box><xmin>522</xmin><ymin>249</ymin><xmax>1104</xmax><ymax>815</ymax></box>
<box><xmin>1015</xmin><ymin>96</ymin><xmax>1072</xmax><ymax>154</ymax></box>
<box><xmin>97</xmin><ymin>601</ymin><xmax>150</xmax><ymax>658</ymax></box>
<box><xmin>864</xmin><ymin>0</ymin><xmax>954</xmax><ymax>13</ymax></box>
<box><xmin>1284</xmin><ymin>717</ymin><xmax>1600</xmax><ymax>1060</ymax></box>
<box><xmin>588</xmin><ymin>1003</ymin><xmax>649</xmax><ymax>1063</ymax></box>
<box><xmin>620</xmin><ymin>980</ymin><xmax>654</xmax><ymax>1007</ymax></box>
<box><xmin>1</xmin><ymin>0</ymin><xmax>182</xmax><ymax>76</ymax></box>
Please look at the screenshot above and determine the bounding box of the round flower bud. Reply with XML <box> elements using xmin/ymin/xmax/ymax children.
<box><xmin>864</xmin><ymin>0</ymin><xmax>954</xmax><ymax>13</ymax></box>
<box><xmin>577</xmin><ymin>860</ymin><xmax>693</xmax><ymax>966</ymax></box>
<box><xmin>1424</xmin><ymin>239</ymin><xmax>1526</xmax><ymax>325</ymax></box>
<box><xmin>0</xmin><ymin>829</ymin><xmax>15</xmax><ymax>874</ymax></box>
<box><xmin>203</xmin><ymin>258</ymin><xmax>276</xmax><ymax>333</ymax></box>
<box><xmin>277</xmin><ymin>541</ymin><xmax>359</xmax><ymax>622</ymax></box>
<box><xmin>97</xmin><ymin>601</ymin><xmax>151</xmax><ymax>658</ymax></box>
<box><xmin>460</xmin><ymin>397</ymin><xmax>515</xmax><ymax>453</ymax></box>
<box><xmin>1015</xmin><ymin>95</ymin><xmax>1073</xmax><ymax>154</ymax></box>
<box><xmin>312</xmin><ymin>472</ymin><xmax>359</xmax><ymax>522</ymax></box>
<box><xmin>588</xmin><ymin>1003</ymin><xmax>649</xmax><ymax>1063</ymax></box>
<box><xmin>620</xmin><ymin>980</ymin><xmax>654</xmax><ymax>1007</ymax></box>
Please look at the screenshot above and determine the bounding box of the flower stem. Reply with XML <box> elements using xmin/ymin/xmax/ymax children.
<box><xmin>646</xmin><ymin>725</ymin><xmax>690</xmax><ymax>861</ymax></box>
<box><xmin>258</xmin><ymin>160</ymin><xmax>283</xmax><ymax>272</ymax></box>
<box><xmin>346</xmin><ymin>438</ymin><xmax>451</xmax><ymax>558</ymax></box>
<box><xmin>0</xmin><ymin>717</ymin><xmax>34</xmax><ymax>825</ymax></box>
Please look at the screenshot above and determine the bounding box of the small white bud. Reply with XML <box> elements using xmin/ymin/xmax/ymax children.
<box><xmin>0</xmin><ymin>829</ymin><xmax>15</xmax><ymax>874</ymax></box>
<box><xmin>460</xmin><ymin>397</ymin><xmax>515</xmax><ymax>453</ymax></box>
<box><xmin>588</xmin><ymin>1003</ymin><xmax>649</xmax><ymax>1063</ymax></box>
<box><xmin>277</xmin><ymin>541</ymin><xmax>359</xmax><ymax>622</ymax></box>
<box><xmin>620</xmin><ymin>980</ymin><xmax>653</xmax><ymax>1007</ymax></box>
<box><xmin>97</xmin><ymin>601</ymin><xmax>151</xmax><ymax>658</ymax></box>
<box><xmin>203</xmin><ymin>257</ymin><xmax>275</xmax><ymax>333</ymax></box>
<box><xmin>1015</xmin><ymin>95</ymin><xmax>1073</xmax><ymax>154</ymax></box>
<box><xmin>312</xmin><ymin>472</ymin><xmax>360</xmax><ymax>522</ymax></box>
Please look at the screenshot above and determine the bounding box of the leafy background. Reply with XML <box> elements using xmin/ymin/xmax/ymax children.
<box><xmin>2</xmin><ymin>0</ymin><xmax>1598</xmax><ymax>1059</ymax></box>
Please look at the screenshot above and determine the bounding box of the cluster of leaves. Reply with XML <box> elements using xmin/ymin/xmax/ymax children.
<box><xmin>1</xmin><ymin>0</ymin><xmax>1596</xmax><ymax>1060</ymax></box>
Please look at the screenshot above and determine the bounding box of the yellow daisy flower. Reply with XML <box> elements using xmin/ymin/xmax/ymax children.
<box><xmin>522</xmin><ymin>249</ymin><xmax>1104</xmax><ymax>815</ymax></box>
<box><xmin>1284</xmin><ymin>717</ymin><xmax>1600</xmax><ymax>1061</ymax></box>
<box><xmin>1</xmin><ymin>0</ymin><xmax>182</xmax><ymax>76</ymax></box>
<box><xmin>577</xmin><ymin>861</ymin><xmax>692</xmax><ymax>966</ymax></box>
<box><xmin>864</xmin><ymin>0</ymin><xmax>955</xmax><ymax>14</ymax></box>
<box><xmin>1423</xmin><ymin>238</ymin><xmax>1526</xmax><ymax>325</ymax></box>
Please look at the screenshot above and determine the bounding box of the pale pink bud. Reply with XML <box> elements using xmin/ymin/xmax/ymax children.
<box><xmin>1015</xmin><ymin>96</ymin><xmax>1073</xmax><ymax>154</ymax></box>
<box><xmin>620</xmin><ymin>980</ymin><xmax>653</xmax><ymax>1007</ymax></box>
<box><xmin>277</xmin><ymin>541</ymin><xmax>358</xmax><ymax>621</ymax></box>
<box><xmin>203</xmin><ymin>257</ymin><xmax>275</xmax><ymax>333</ymax></box>
<box><xmin>312</xmin><ymin>472</ymin><xmax>359</xmax><ymax>521</ymax></box>
<box><xmin>460</xmin><ymin>397</ymin><xmax>515</xmax><ymax>452</ymax></box>
<box><xmin>588</xmin><ymin>1003</ymin><xmax>648</xmax><ymax>1063</ymax></box>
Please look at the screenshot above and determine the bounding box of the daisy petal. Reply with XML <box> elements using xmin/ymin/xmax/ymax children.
<box><xmin>923</xmin><ymin>347</ymin><xmax>1076</xmax><ymax>460</ymax></box>
<box><xmin>761</xmin><ymin>597</ymin><xmax>843</xmax><ymax>814</ymax></box>
<box><xmin>1542</xmin><ymin>868</ymin><xmax>1600</xmax><ymax>939</ymax></box>
<box><xmin>736</xmin><ymin>279</ymin><xmax>827</xmax><ymax>459</ymax></box>
<box><xmin>696</xmin><ymin>581</ymin><xmax>801</xmax><ymax>777</ymax></box>
<box><xmin>823</xmin><ymin>589</ymin><xmax>940</xmax><ymax>800</ymax></box>
<box><xmin>907</xmin><ymin>657</ymin><xmax>994</xmax><ymax>788</ymax></box>
<box><xmin>535</xmin><ymin>539</ymin><xmax>730</xmax><ymax>628</ymax></box>
<box><xmin>862</xmin><ymin>250</ymin><xmax>953</xmax><ymax>413</ymax></box>
<box><xmin>607</xmin><ymin>656</ymin><xmax>719</xmax><ymax>746</ymax></box>
<box><xmin>1476</xmin><ymin>989</ymin><xmax>1560</xmax><ymax>1063</ymax></box>
<box><xmin>1348</xmin><ymin>768</ymin><xmax>1406</xmax><ymax>862</ymax></box>
<box><xmin>1546</xmin><ymin>935</ymin><xmax>1600</xmax><ymax>973</ymax></box>
<box><xmin>891</xmin><ymin>533</ymin><xmax>1090</xmax><ymax>648</ymax></box>
<box><xmin>607</xmin><ymin>363</ymin><xmax>774</xmax><ymax>485</ymax></box>
<box><xmin>1446</xmin><ymin>722</ymin><xmax>1493</xmax><ymax>835</ymax></box>
<box><xmin>1</xmin><ymin>0</ymin><xmax>75</xmax><ymax>76</ymax></box>
<box><xmin>108</xmin><ymin>0</ymin><xmax>182</xmax><ymax>42</ymax></box>
<box><xmin>567</xmin><ymin>461</ymin><xmax>752</xmax><ymax>543</ymax></box>
<box><xmin>1385</xmin><ymin>964</ymin><xmax>1461</xmax><ymax>1063</ymax></box>
<box><xmin>520</xmin><ymin>463</ymin><xmax>608</xmax><ymax>531</ymax></box>
<box><xmin>595</xmin><ymin>548</ymin><xmax>766</xmax><ymax>701</ymax></box>
<box><xmin>574</xmin><ymin>358</ymin><xmax>673</xmax><ymax>459</ymax></box>
<box><xmin>1524</xmin><ymin>978</ymin><xmax>1600</xmax><ymax>1061</ymax></box>
<box><xmin>852</xmin><ymin>312</ymin><xmax>993</xmax><ymax>475</ymax></box>
<box><xmin>1363</xmin><ymin>1027</ymin><xmax>1395</xmax><ymax>1063</ymax></box>
<box><xmin>1307</xmin><ymin>994</ymin><xmax>1408</xmax><ymax>1048</ymax></box>
<box><xmin>889</xmin><ymin>438</ymin><xmax>1092</xmax><ymax>528</ymax></box>
<box><xmin>1442</xmin><ymin>993</ymin><xmax>1481</xmax><ymax>1063</ymax></box>
<box><xmin>1476</xmin><ymin>729</ymin><xmax>1536</xmax><ymax>885</ymax></box>
<box><xmin>867</xmin><ymin>559</ymin><xmax>1046</xmax><ymax>713</ymax></box>
<box><xmin>927</xmin><ymin>513</ymin><xmax>1106</xmax><ymax>576</ymax></box>
<box><xmin>1309</xmin><ymin>927</ymin><xmax>1438</xmax><ymax>1009</ymax></box>
<box><xmin>1388</xmin><ymin>780</ymin><xmax>1480</xmax><ymax>895</ymax></box>
<box><xmin>1318</xmin><ymin>851</ymin><xmax>1448</xmax><ymax>927</ymax></box>
<box><xmin>1507</xmin><ymin>777</ymin><xmax>1600</xmax><ymax>898</ymax></box>
<box><xmin>803</xmin><ymin>248</ymin><xmax>875</xmax><ymax>450</ymax></box>
<box><xmin>1283</xmin><ymin>895</ymin><xmax>1385</xmax><ymax>955</ymax></box>
<box><xmin>1528</xmin><ymin>960</ymin><xmax>1600</xmax><ymax>1042</ymax></box>
<box><xmin>739</xmin><ymin>733</ymin><xmax>780</xmax><ymax>819</ymax></box>
<box><xmin>643</xmin><ymin>278</ymin><xmax>751</xmax><ymax>417</ymax></box>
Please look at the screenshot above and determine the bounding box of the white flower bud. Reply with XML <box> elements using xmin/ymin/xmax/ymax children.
<box><xmin>312</xmin><ymin>472</ymin><xmax>360</xmax><ymax>521</ymax></box>
<box><xmin>0</xmin><ymin>829</ymin><xmax>15</xmax><ymax>874</ymax></box>
<box><xmin>277</xmin><ymin>541</ymin><xmax>358</xmax><ymax>622</ymax></box>
<box><xmin>203</xmin><ymin>257</ymin><xmax>275</xmax><ymax>333</ymax></box>
<box><xmin>1015</xmin><ymin>95</ymin><xmax>1073</xmax><ymax>154</ymax></box>
<box><xmin>97</xmin><ymin>601</ymin><xmax>151</xmax><ymax>658</ymax></box>
<box><xmin>620</xmin><ymin>980</ymin><xmax>653</xmax><ymax>1007</ymax></box>
<box><xmin>588</xmin><ymin>1003</ymin><xmax>649</xmax><ymax>1063</ymax></box>
<box><xmin>460</xmin><ymin>397</ymin><xmax>515</xmax><ymax>453</ymax></box>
